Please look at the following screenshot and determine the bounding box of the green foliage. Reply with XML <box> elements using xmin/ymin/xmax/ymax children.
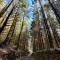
<box><xmin>0</xmin><ymin>0</ymin><xmax>3</xmax><ymax>5</ymax></box>
<box><xmin>44</xmin><ymin>4</ymin><xmax>49</xmax><ymax>8</ymax></box>
<box><xmin>0</xmin><ymin>0</ymin><xmax>3</xmax><ymax>3</ymax></box>
<box><xmin>19</xmin><ymin>0</ymin><xmax>28</xmax><ymax>8</ymax></box>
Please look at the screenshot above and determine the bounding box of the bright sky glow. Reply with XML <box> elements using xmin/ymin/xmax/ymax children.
<box><xmin>4</xmin><ymin>0</ymin><xmax>47</xmax><ymax>29</ymax></box>
<box><xmin>26</xmin><ymin>0</ymin><xmax>47</xmax><ymax>30</ymax></box>
<box><xmin>4</xmin><ymin>0</ymin><xmax>12</xmax><ymax>4</ymax></box>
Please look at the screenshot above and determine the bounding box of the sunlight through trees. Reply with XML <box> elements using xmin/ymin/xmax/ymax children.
<box><xmin>0</xmin><ymin>0</ymin><xmax>60</xmax><ymax>60</ymax></box>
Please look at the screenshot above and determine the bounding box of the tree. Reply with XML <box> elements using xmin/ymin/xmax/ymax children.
<box><xmin>48</xmin><ymin>0</ymin><xmax>60</xmax><ymax>23</ymax></box>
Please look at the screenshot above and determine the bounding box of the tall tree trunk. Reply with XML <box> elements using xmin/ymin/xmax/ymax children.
<box><xmin>48</xmin><ymin>0</ymin><xmax>60</xmax><ymax>23</ymax></box>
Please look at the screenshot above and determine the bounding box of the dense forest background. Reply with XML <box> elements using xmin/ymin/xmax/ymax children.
<box><xmin>0</xmin><ymin>0</ymin><xmax>60</xmax><ymax>60</ymax></box>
